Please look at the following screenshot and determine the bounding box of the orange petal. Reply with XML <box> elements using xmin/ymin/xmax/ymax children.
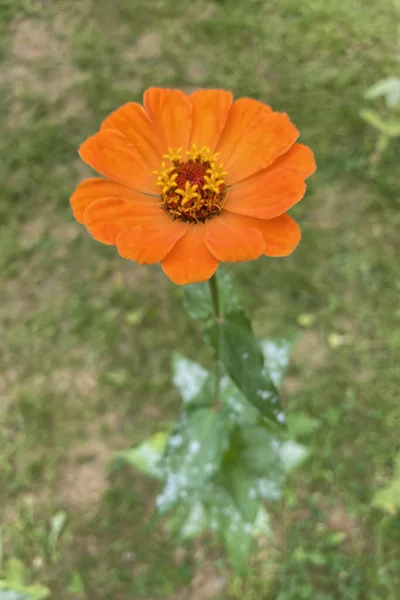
<box><xmin>79</xmin><ymin>130</ymin><xmax>158</xmax><ymax>194</ymax></box>
<box><xmin>216</xmin><ymin>98</ymin><xmax>272</xmax><ymax>168</ymax></box>
<box><xmin>268</xmin><ymin>143</ymin><xmax>316</xmax><ymax>179</ymax></box>
<box><xmin>254</xmin><ymin>214</ymin><xmax>301</xmax><ymax>257</ymax></box>
<box><xmin>204</xmin><ymin>211</ymin><xmax>265</xmax><ymax>262</ymax></box>
<box><xmin>162</xmin><ymin>223</ymin><xmax>219</xmax><ymax>285</ymax></box>
<box><xmin>70</xmin><ymin>178</ymin><xmax>137</xmax><ymax>223</ymax></box>
<box><xmin>218</xmin><ymin>108</ymin><xmax>299</xmax><ymax>185</ymax></box>
<box><xmin>117</xmin><ymin>212</ymin><xmax>188</xmax><ymax>264</ymax></box>
<box><xmin>101</xmin><ymin>102</ymin><xmax>163</xmax><ymax>171</ymax></box>
<box><xmin>189</xmin><ymin>89</ymin><xmax>233</xmax><ymax>151</ymax></box>
<box><xmin>84</xmin><ymin>196</ymin><xmax>161</xmax><ymax>245</ymax></box>
<box><xmin>143</xmin><ymin>88</ymin><xmax>192</xmax><ymax>154</ymax></box>
<box><xmin>224</xmin><ymin>168</ymin><xmax>306</xmax><ymax>219</ymax></box>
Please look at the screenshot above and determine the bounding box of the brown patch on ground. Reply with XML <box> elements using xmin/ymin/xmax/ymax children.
<box><xmin>50</xmin><ymin>221</ymin><xmax>81</xmax><ymax>258</ymax></box>
<box><xmin>326</xmin><ymin>504</ymin><xmax>360</xmax><ymax>538</ymax></box>
<box><xmin>12</xmin><ymin>19</ymin><xmax>59</xmax><ymax>61</ymax></box>
<box><xmin>325</xmin><ymin>503</ymin><xmax>364</xmax><ymax>554</ymax></box>
<box><xmin>282</xmin><ymin>375</ymin><xmax>303</xmax><ymax>397</ymax></box>
<box><xmin>121</xmin><ymin>33</ymin><xmax>174</xmax><ymax>89</ymax></box>
<box><xmin>51</xmin><ymin>368</ymin><xmax>97</xmax><ymax>397</ymax></box>
<box><xmin>60</xmin><ymin>438</ymin><xmax>110</xmax><ymax>511</ymax></box>
<box><xmin>1</xmin><ymin>253</ymin><xmax>67</xmax><ymax>323</ymax></box>
<box><xmin>59</xmin><ymin>417</ymin><xmax>124</xmax><ymax>512</ymax></box>
<box><xmin>2</xmin><ymin>484</ymin><xmax>54</xmax><ymax>528</ymax></box>
<box><xmin>171</xmin><ymin>563</ymin><xmax>226</xmax><ymax>600</ymax></box>
<box><xmin>135</xmin><ymin>30</ymin><xmax>163</xmax><ymax>58</ymax></box>
<box><xmin>185</xmin><ymin>1</ymin><xmax>218</xmax><ymax>22</ymax></box>
<box><xmin>2</xmin><ymin>505</ymin><xmax>19</xmax><ymax>524</ymax></box>
<box><xmin>307</xmin><ymin>182</ymin><xmax>369</xmax><ymax>230</ymax></box>
<box><xmin>0</xmin><ymin>357</ymin><xmax>100</xmax><ymax>423</ymax></box>
<box><xmin>191</xmin><ymin>566</ymin><xmax>226</xmax><ymax>600</ymax></box>
<box><xmin>291</xmin><ymin>330</ymin><xmax>328</xmax><ymax>370</ymax></box>
<box><xmin>20</xmin><ymin>215</ymin><xmax>48</xmax><ymax>246</ymax></box>
<box><xmin>121</xmin><ymin>29</ymin><xmax>162</xmax><ymax>72</ymax></box>
<box><xmin>0</xmin><ymin>369</ymin><xmax>18</xmax><ymax>419</ymax></box>
<box><xmin>74</xmin><ymin>159</ymin><xmax>93</xmax><ymax>183</ymax></box>
<box><xmin>185</xmin><ymin>58</ymin><xmax>208</xmax><ymax>85</ymax></box>
<box><xmin>353</xmin><ymin>368</ymin><xmax>372</xmax><ymax>383</ymax></box>
<box><xmin>334</xmin><ymin>316</ymin><xmax>356</xmax><ymax>335</ymax></box>
<box><xmin>312</xmin><ymin>494</ymin><xmax>362</xmax><ymax>547</ymax></box>
<box><xmin>3</xmin><ymin>15</ymin><xmax>87</xmax><ymax>125</ymax></box>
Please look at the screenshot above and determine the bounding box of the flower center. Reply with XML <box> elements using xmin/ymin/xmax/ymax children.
<box><xmin>154</xmin><ymin>145</ymin><xmax>227</xmax><ymax>223</ymax></box>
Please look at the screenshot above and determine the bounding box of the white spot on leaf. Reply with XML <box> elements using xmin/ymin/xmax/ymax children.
<box><xmin>169</xmin><ymin>434</ymin><xmax>183</xmax><ymax>448</ymax></box>
<box><xmin>189</xmin><ymin>440</ymin><xmax>200</xmax><ymax>455</ymax></box>
<box><xmin>260</xmin><ymin>339</ymin><xmax>292</xmax><ymax>387</ymax></box>
<box><xmin>173</xmin><ymin>355</ymin><xmax>209</xmax><ymax>403</ymax></box>
<box><xmin>276</xmin><ymin>412</ymin><xmax>286</xmax><ymax>424</ymax></box>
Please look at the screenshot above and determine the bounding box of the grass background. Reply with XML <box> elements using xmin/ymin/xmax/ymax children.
<box><xmin>0</xmin><ymin>0</ymin><xmax>399</xmax><ymax>598</ymax></box>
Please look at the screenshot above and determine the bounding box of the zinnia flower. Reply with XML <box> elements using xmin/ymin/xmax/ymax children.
<box><xmin>70</xmin><ymin>88</ymin><xmax>315</xmax><ymax>285</ymax></box>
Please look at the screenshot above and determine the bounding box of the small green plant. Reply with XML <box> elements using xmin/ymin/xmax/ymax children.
<box><xmin>360</xmin><ymin>23</ymin><xmax>400</xmax><ymax>167</ymax></box>
<box><xmin>113</xmin><ymin>272</ymin><xmax>311</xmax><ymax>571</ymax></box>
<box><xmin>373</xmin><ymin>452</ymin><xmax>400</xmax><ymax>515</ymax></box>
<box><xmin>0</xmin><ymin>557</ymin><xmax>49</xmax><ymax>600</ymax></box>
<box><xmin>0</xmin><ymin>510</ymin><xmax>67</xmax><ymax>600</ymax></box>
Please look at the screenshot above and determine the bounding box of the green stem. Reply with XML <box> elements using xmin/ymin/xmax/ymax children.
<box><xmin>209</xmin><ymin>274</ymin><xmax>221</xmax><ymax>404</ymax></box>
<box><xmin>209</xmin><ymin>273</ymin><xmax>221</xmax><ymax>319</ymax></box>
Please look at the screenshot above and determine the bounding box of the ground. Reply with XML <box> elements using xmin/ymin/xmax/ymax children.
<box><xmin>0</xmin><ymin>0</ymin><xmax>399</xmax><ymax>598</ymax></box>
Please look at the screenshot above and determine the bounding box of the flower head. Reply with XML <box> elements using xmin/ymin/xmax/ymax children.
<box><xmin>70</xmin><ymin>88</ymin><xmax>316</xmax><ymax>285</ymax></box>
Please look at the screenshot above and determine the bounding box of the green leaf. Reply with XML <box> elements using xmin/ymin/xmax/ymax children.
<box><xmin>216</xmin><ymin>271</ymin><xmax>246</xmax><ymax>316</ymax></box>
<box><xmin>157</xmin><ymin>409</ymin><xmax>230</xmax><ymax>513</ymax></box>
<box><xmin>182</xmin><ymin>270</ymin><xmax>244</xmax><ymax>321</ymax></box>
<box><xmin>224</xmin><ymin>309</ymin><xmax>253</xmax><ymax>333</ymax></box>
<box><xmin>47</xmin><ymin>511</ymin><xmax>67</xmax><ymax>558</ymax></box>
<box><xmin>260</xmin><ymin>337</ymin><xmax>294</xmax><ymax>388</ymax></box>
<box><xmin>125</xmin><ymin>308</ymin><xmax>145</xmax><ymax>326</ymax></box>
<box><xmin>0</xmin><ymin>581</ymin><xmax>49</xmax><ymax>600</ymax></box>
<box><xmin>373</xmin><ymin>482</ymin><xmax>400</xmax><ymax>514</ymax></box>
<box><xmin>23</xmin><ymin>586</ymin><xmax>49</xmax><ymax>600</ymax></box>
<box><xmin>220</xmin><ymin>465</ymin><xmax>260</xmax><ymax>523</ymax></box>
<box><xmin>255</xmin><ymin>475</ymin><xmax>284</xmax><ymax>501</ymax></box>
<box><xmin>364</xmin><ymin>76</ymin><xmax>400</xmax><ymax>107</ymax></box>
<box><xmin>172</xmin><ymin>354</ymin><xmax>209</xmax><ymax>405</ymax></box>
<box><xmin>253</xmin><ymin>506</ymin><xmax>272</xmax><ymax>536</ymax></box>
<box><xmin>115</xmin><ymin>432</ymin><xmax>169</xmax><ymax>478</ymax></box>
<box><xmin>360</xmin><ymin>109</ymin><xmax>400</xmax><ymax>137</ymax></box>
<box><xmin>209</xmin><ymin>317</ymin><xmax>283</xmax><ymax>424</ymax></box>
<box><xmin>376</xmin><ymin>133</ymin><xmax>390</xmax><ymax>153</ymax></box>
<box><xmin>204</xmin><ymin>485</ymin><xmax>254</xmax><ymax>571</ymax></box>
<box><xmin>188</xmin><ymin>375</ymin><xmax>217</xmax><ymax>409</ymax></box>
<box><xmin>0</xmin><ymin>592</ymin><xmax>27</xmax><ymax>600</ymax></box>
<box><xmin>67</xmin><ymin>573</ymin><xmax>85</xmax><ymax>595</ymax></box>
<box><xmin>372</xmin><ymin>453</ymin><xmax>400</xmax><ymax>514</ymax></box>
<box><xmin>286</xmin><ymin>412</ymin><xmax>320</xmax><ymax>437</ymax></box>
<box><xmin>219</xmin><ymin>376</ymin><xmax>259</xmax><ymax>425</ymax></box>
<box><xmin>4</xmin><ymin>560</ymin><xmax>25</xmax><ymax>588</ymax></box>
<box><xmin>222</xmin><ymin>518</ymin><xmax>253</xmax><ymax>573</ymax></box>
<box><xmin>180</xmin><ymin>501</ymin><xmax>209</xmax><ymax>539</ymax></box>
<box><xmin>239</xmin><ymin>426</ymin><xmax>308</xmax><ymax>500</ymax></box>
<box><xmin>182</xmin><ymin>281</ymin><xmax>213</xmax><ymax>321</ymax></box>
<box><xmin>278</xmin><ymin>440</ymin><xmax>309</xmax><ymax>472</ymax></box>
<box><xmin>167</xmin><ymin>497</ymin><xmax>210</xmax><ymax>540</ymax></box>
<box><xmin>240</xmin><ymin>426</ymin><xmax>280</xmax><ymax>474</ymax></box>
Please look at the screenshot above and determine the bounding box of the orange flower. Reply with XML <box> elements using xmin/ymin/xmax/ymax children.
<box><xmin>70</xmin><ymin>88</ymin><xmax>315</xmax><ymax>285</ymax></box>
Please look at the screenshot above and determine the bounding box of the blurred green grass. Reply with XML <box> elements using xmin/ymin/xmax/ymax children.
<box><xmin>0</xmin><ymin>0</ymin><xmax>399</xmax><ymax>598</ymax></box>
